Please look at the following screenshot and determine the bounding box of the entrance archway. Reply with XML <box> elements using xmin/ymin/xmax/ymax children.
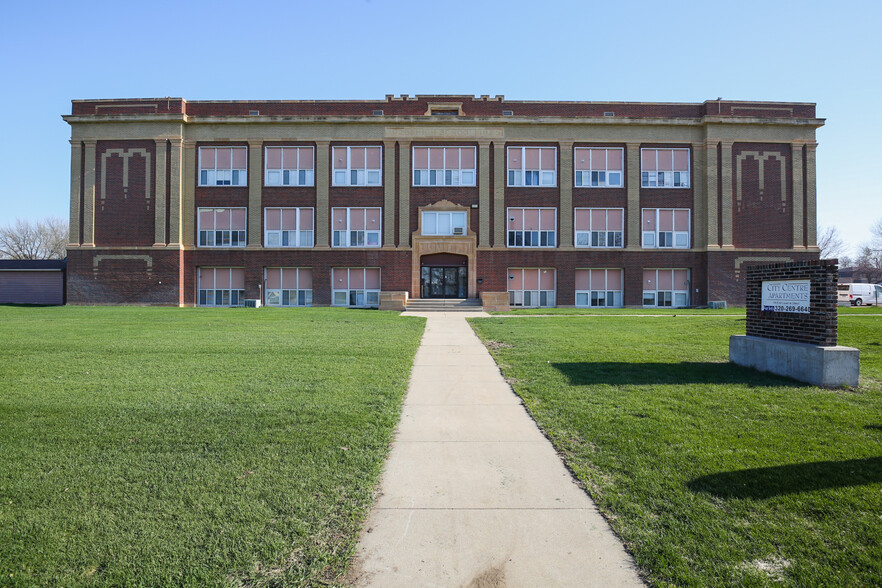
<box><xmin>420</xmin><ymin>253</ymin><xmax>468</xmax><ymax>298</ymax></box>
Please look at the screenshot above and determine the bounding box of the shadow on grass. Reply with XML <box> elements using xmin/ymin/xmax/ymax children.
<box><xmin>553</xmin><ymin>362</ymin><xmax>804</xmax><ymax>387</ymax></box>
<box><xmin>687</xmin><ymin>457</ymin><xmax>882</xmax><ymax>499</ymax></box>
<box><xmin>865</xmin><ymin>424</ymin><xmax>882</xmax><ymax>432</ymax></box>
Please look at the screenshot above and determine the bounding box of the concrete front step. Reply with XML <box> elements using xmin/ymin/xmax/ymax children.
<box><xmin>406</xmin><ymin>298</ymin><xmax>482</xmax><ymax>312</ymax></box>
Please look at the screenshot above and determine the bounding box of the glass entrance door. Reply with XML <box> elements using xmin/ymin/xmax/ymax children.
<box><xmin>421</xmin><ymin>266</ymin><xmax>467</xmax><ymax>298</ymax></box>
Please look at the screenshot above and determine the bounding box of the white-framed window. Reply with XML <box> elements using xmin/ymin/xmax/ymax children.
<box><xmin>507</xmin><ymin>146</ymin><xmax>557</xmax><ymax>187</ymax></box>
<box><xmin>575</xmin><ymin>269</ymin><xmax>624</xmax><ymax>308</ymax></box>
<box><xmin>199</xmin><ymin>147</ymin><xmax>247</xmax><ymax>186</ymax></box>
<box><xmin>642</xmin><ymin>209</ymin><xmax>690</xmax><ymax>249</ymax></box>
<box><xmin>574</xmin><ymin>147</ymin><xmax>624</xmax><ymax>187</ymax></box>
<box><xmin>333</xmin><ymin>146</ymin><xmax>382</xmax><ymax>186</ymax></box>
<box><xmin>574</xmin><ymin>208</ymin><xmax>624</xmax><ymax>248</ymax></box>
<box><xmin>507</xmin><ymin>207</ymin><xmax>556</xmax><ymax>247</ymax></box>
<box><xmin>265</xmin><ymin>267</ymin><xmax>312</xmax><ymax>307</ymax></box>
<box><xmin>198</xmin><ymin>208</ymin><xmax>246</xmax><ymax>248</ymax></box>
<box><xmin>331</xmin><ymin>208</ymin><xmax>382</xmax><ymax>248</ymax></box>
<box><xmin>422</xmin><ymin>211</ymin><xmax>468</xmax><ymax>236</ymax></box>
<box><xmin>265</xmin><ymin>147</ymin><xmax>314</xmax><ymax>186</ymax></box>
<box><xmin>198</xmin><ymin>267</ymin><xmax>245</xmax><ymax>307</ymax></box>
<box><xmin>412</xmin><ymin>146</ymin><xmax>476</xmax><ymax>186</ymax></box>
<box><xmin>264</xmin><ymin>208</ymin><xmax>314</xmax><ymax>248</ymax></box>
<box><xmin>641</xmin><ymin>148</ymin><xmax>690</xmax><ymax>188</ymax></box>
<box><xmin>643</xmin><ymin>269</ymin><xmax>690</xmax><ymax>308</ymax></box>
<box><xmin>508</xmin><ymin>268</ymin><xmax>556</xmax><ymax>308</ymax></box>
<box><xmin>332</xmin><ymin>267</ymin><xmax>380</xmax><ymax>308</ymax></box>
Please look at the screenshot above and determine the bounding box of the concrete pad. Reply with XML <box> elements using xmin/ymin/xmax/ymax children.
<box><xmin>730</xmin><ymin>334</ymin><xmax>860</xmax><ymax>387</ymax></box>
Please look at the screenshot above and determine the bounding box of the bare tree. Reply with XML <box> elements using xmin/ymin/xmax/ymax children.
<box><xmin>0</xmin><ymin>217</ymin><xmax>68</xmax><ymax>260</ymax></box>
<box><xmin>817</xmin><ymin>225</ymin><xmax>848</xmax><ymax>260</ymax></box>
<box><xmin>854</xmin><ymin>245</ymin><xmax>882</xmax><ymax>284</ymax></box>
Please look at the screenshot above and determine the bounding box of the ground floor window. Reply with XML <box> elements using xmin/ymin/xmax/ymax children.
<box><xmin>508</xmin><ymin>268</ymin><xmax>556</xmax><ymax>308</ymax></box>
<box><xmin>332</xmin><ymin>267</ymin><xmax>380</xmax><ymax>308</ymax></box>
<box><xmin>265</xmin><ymin>267</ymin><xmax>312</xmax><ymax>307</ymax></box>
<box><xmin>198</xmin><ymin>267</ymin><xmax>245</xmax><ymax>307</ymax></box>
<box><xmin>643</xmin><ymin>269</ymin><xmax>690</xmax><ymax>308</ymax></box>
<box><xmin>575</xmin><ymin>268</ymin><xmax>623</xmax><ymax>308</ymax></box>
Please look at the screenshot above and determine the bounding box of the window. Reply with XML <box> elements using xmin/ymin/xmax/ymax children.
<box><xmin>575</xmin><ymin>269</ymin><xmax>623</xmax><ymax>308</ymax></box>
<box><xmin>198</xmin><ymin>267</ymin><xmax>245</xmax><ymax>307</ymax></box>
<box><xmin>422</xmin><ymin>211</ymin><xmax>467</xmax><ymax>236</ymax></box>
<box><xmin>507</xmin><ymin>147</ymin><xmax>556</xmax><ymax>187</ymax></box>
<box><xmin>264</xmin><ymin>208</ymin><xmax>314</xmax><ymax>248</ymax></box>
<box><xmin>641</xmin><ymin>148</ymin><xmax>690</xmax><ymax>188</ymax></box>
<box><xmin>508</xmin><ymin>268</ymin><xmax>556</xmax><ymax>308</ymax></box>
<box><xmin>642</xmin><ymin>209</ymin><xmax>690</xmax><ymax>249</ymax></box>
<box><xmin>199</xmin><ymin>147</ymin><xmax>247</xmax><ymax>186</ymax></box>
<box><xmin>574</xmin><ymin>147</ymin><xmax>623</xmax><ymax>187</ymax></box>
<box><xmin>265</xmin><ymin>268</ymin><xmax>312</xmax><ymax>307</ymax></box>
<box><xmin>332</xmin><ymin>208</ymin><xmax>382</xmax><ymax>248</ymax></box>
<box><xmin>507</xmin><ymin>208</ymin><xmax>556</xmax><ymax>247</ymax></box>
<box><xmin>333</xmin><ymin>146</ymin><xmax>382</xmax><ymax>186</ymax></box>
<box><xmin>198</xmin><ymin>208</ymin><xmax>246</xmax><ymax>248</ymax></box>
<box><xmin>412</xmin><ymin>147</ymin><xmax>476</xmax><ymax>186</ymax></box>
<box><xmin>265</xmin><ymin>147</ymin><xmax>314</xmax><ymax>186</ymax></box>
<box><xmin>574</xmin><ymin>208</ymin><xmax>624</xmax><ymax>248</ymax></box>
<box><xmin>332</xmin><ymin>268</ymin><xmax>380</xmax><ymax>308</ymax></box>
<box><xmin>643</xmin><ymin>269</ymin><xmax>690</xmax><ymax>308</ymax></box>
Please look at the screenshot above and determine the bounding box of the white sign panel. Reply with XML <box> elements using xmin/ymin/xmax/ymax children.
<box><xmin>761</xmin><ymin>280</ymin><xmax>810</xmax><ymax>313</ymax></box>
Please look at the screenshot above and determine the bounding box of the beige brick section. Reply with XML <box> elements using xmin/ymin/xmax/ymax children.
<box><xmin>478</xmin><ymin>141</ymin><xmax>491</xmax><ymax>248</ymax></box>
<box><xmin>558</xmin><ymin>141</ymin><xmax>574</xmax><ymax>249</ymax></box>
<box><xmin>720</xmin><ymin>141</ymin><xmax>734</xmax><ymax>247</ymax></box>
<box><xmin>493</xmin><ymin>142</ymin><xmax>505</xmax><ymax>248</ymax></box>
<box><xmin>791</xmin><ymin>142</ymin><xmax>805</xmax><ymax>248</ymax></box>
<box><xmin>248</xmin><ymin>141</ymin><xmax>263</xmax><ymax>247</ymax></box>
<box><xmin>181</xmin><ymin>140</ymin><xmax>196</xmax><ymax>247</ymax></box>
<box><xmin>82</xmin><ymin>140</ymin><xmax>97</xmax><ymax>246</ymax></box>
<box><xmin>68</xmin><ymin>140</ymin><xmax>82</xmax><ymax>245</ymax></box>
<box><xmin>153</xmin><ymin>140</ymin><xmax>167</xmax><ymax>246</ymax></box>
<box><xmin>315</xmin><ymin>141</ymin><xmax>331</xmax><ymax>248</ymax></box>
<box><xmin>691</xmin><ymin>142</ymin><xmax>707</xmax><ymax>249</ymax></box>
<box><xmin>383</xmin><ymin>140</ymin><xmax>396</xmax><ymax>247</ymax></box>
<box><xmin>398</xmin><ymin>141</ymin><xmax>411</xmax><ymax>247</ymax></box>
<box><xmin>705</xmin><ymin>141</ymin><xmax>719</xmax><ymax>247</ymax></box>
<box><xmin>626</xmin><ymin>143</ymin><xmax>641</xmax><ymax>249</ymax></box>
<box><xmin>805</xmin><ymin>143</ymin><xmax>818</xmax><ymax>247</ymax></box>
<box><xmin>168</xmin><ymin>139</ymin><xmax>183</xmax><ymax>247</ymax></box>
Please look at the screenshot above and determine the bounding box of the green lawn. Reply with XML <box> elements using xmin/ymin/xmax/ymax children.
<box><xmin>0</xmin><ymin>306</ymin><xmax>425</xmax><ymax>587</ymax></box>
<box><xmin>491</xmin><ymin>305</ymin><xmax>882</xmax><ymax>316</ymax></box>
<box><xmin>469</xmin><ymin>314</ymin><xmax>882</xmax><ymax>586</ymax></box>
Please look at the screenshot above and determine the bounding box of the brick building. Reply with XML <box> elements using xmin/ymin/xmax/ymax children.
<box><xmin>63</xmin><ymin>95</ymin><xmax>823</xmax><ymax>308</ymax></box>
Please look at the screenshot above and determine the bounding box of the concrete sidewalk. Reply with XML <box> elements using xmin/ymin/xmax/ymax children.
<box><xmin>350</xmin><ymin>311</ymin><xmax>643</xmax><ymax>587</ymax></box>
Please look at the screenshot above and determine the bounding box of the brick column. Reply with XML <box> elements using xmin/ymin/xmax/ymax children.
<box><xmin>805</xmin><ymin>143</ymin><xmax>818</xmax><ymax>247</ymax></box>
<box><xmin>314</xmin><ymin>140</ymin><xmax>331</xmax><ymax>248</ymax></box>
<box><xmin>398</xmin><ymin>140</ymin><xmax>411</xmax><ymax>247</ymax></box>
<box><xmin>180</xmin><ymin>140</ymin><xmax>197</xmax><ymax>247</ymax></box>
<box><xmin>720</xmin><ymin>140</ymin><xmax>734</xmax><ymax>247</ymax></box>
<box><xmin>153</xmin><ymin>140</ymin><xmax>167</xmax><ymax>246</ymax></box>
<box><xmin>558</xmin><ymin>141</ymin><xmax>574</xmax><ymax>249</ymax></box>
<box><xmin>478</xmin><ymin>140</ymin><xmax>491</xmax><ymax>248</ymax></box>
<box><xmin>68</xmin><ymin>140</ymin><xmax>82</xmax><ymax>245</ymax></box>
<box><xmin>705</xmin><ymin>141</ymin><xmax>719</xmax><ymax>248</ymax></box>
<box><xmin>791</xmin><ymin>142</ymin><xmax>805</xmax><ymax>249</ymax></box>
<box><xmin>168</xmin><ymin>139</ymin><xmax>184</xmax><ymax>246</ymax></box>
<box><xmin>493</xmin><ymin>142</ymin><xmax>505</xmax><ymax>247</ymax></box>
<box><xmin>383</xmin><ymin>140</ymin><xmax>396</xmax><ymax>248</ymax></box>
<box><xmin>81</xmin><ymin>140</ymin><xmax>97</xmax><ymax>246</ymax></box>
<box><xmin>626</xmin><ymin>142</ymin><xmax>641</xmax><ymax>249</ymax></box>
<box><xmin>247</xmin><ymin>140</ymin><xmax>263</xmax><ymax>248</ymax></box>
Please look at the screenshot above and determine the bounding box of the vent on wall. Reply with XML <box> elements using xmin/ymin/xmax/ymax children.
<box><xmin>502</xmin><ymin>110</ymin><xmax>514</xmax><ymax>116</ymax></box>
<box><xmin>603</xmin><ymin>111</ymin><xmax>615</xmax><ymax>117</ymax></box>
<box><xmin>249</xmin><ymin>110</ymin><xmax>260</xmax><ymax>116</ymax></box>
<box><xmin>373</xmin><ymin>110</ymin><xmax>384</xmax><ymax>116</ymax></box>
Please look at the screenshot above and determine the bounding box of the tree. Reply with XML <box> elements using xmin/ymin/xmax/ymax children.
<box><xmin>0</xmin><ymin>217</ymin><xmax>68</xmax><ymax>260</ymax></box>
<box><xmin>854</xmin><ymin>245</ymin><xmax>882</xmax><ymax>284</ymax></box>
<box><xmin>816</xmin><ymin>225</ymin><xmax>848</xmax><ymax>260</ymax></box>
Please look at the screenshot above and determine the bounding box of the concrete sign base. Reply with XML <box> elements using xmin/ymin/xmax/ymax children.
<box><xmin>730</xmin><ymin>335</ymin><xmax>860</xmax><ymax>387</ymax></box>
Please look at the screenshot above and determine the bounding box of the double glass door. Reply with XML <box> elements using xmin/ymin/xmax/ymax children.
<box><xmin>421</xmin><ymin>266</ymin><xmax>467</xmax><ymax>298</ymax></box>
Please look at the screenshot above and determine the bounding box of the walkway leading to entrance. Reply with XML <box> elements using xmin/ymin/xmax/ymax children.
<box><xmin>350</xmin><ymin>311</ymin><xmax>643</xmax><ymax>587</ymax></box>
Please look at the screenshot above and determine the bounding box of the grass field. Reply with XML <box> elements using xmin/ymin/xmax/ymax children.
<box><xmin>469</xmin><ymin>313</ymin><xmax>882</xmax><ymax>586</ymax></box>
<box><xmin>0</xmin><ymin>306</ymin><xmax>425</xmax><ymax>587</ymax></box>
<box><xmin>490</xmin><ymin>305</ymin><xmax>882</xmax><ymax>316</ymax></box>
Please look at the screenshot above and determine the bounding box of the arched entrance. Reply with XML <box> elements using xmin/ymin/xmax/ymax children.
<box><xmin>420</xmin><ymin>253</ymin><xmax>468</xmax><ymax>298</ymax></box>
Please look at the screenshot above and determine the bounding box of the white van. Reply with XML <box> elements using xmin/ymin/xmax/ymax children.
<box><xmin>839</xmin><ymin>283</ymin><xmax>882</xmax><ymax>306</ymax></box>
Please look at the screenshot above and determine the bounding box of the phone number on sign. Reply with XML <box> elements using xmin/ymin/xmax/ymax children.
<box><xmin>763</xmin><ymin>305</ymin><xmax>809</xmax><ymax>313</ymax></box>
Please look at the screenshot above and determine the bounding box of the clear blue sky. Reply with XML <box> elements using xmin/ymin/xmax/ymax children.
<box><xmin>1</xmin><ymin>0</ymin><xmax>879</xmax><ymax>256</ymax></box>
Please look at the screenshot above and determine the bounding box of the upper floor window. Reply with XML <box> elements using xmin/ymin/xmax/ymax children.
<box><xmin>199</xmin><ymin>147</ymin><xmax>247</xmax><ymax>186</ymax></box>
<box><xmin>507</xmin><ymin>207</ymin><xmax>556</xmax><ymax>248</ymax></box>
<box><xmin>575</xmin><ymin>147</ymin><xmax>623</xmax><ymax>187</ymax></box>
<box><xmin>265</xmin><ymin>267</ymin><xmax>312</xmax><ymax>307</ymax></box>
<box><xmin>264</xmin><ymin>207</ymin><xmax>314</xmax><ymax>248</ymax></box>
<box><xmin>575</xmin><ymin>269</ymin><xmax>624</xmax><ymax>308</ymax></box>
<box><xmin>332</xmin><ymin>267</ymin><xmax>381</xmax><ymax>308</ymax></box>
<box><xmin>198</xmin><ymin>208</ymin><xmax>246</xmax><ymax>247</ymax></box>
<box><xmin>413</xmin><ymin>147</ymin><xmax>476</xmax><ymax>186</ymax></box>
<box><xmin>333</xmin><ymin>146</ymin><xmax>382</xmax><ymax>186</ymax></box>
<box><xmin>575</xmin><ymin>208</ymin><xmax>624</xmax><ymax>248</ymax></box>
<box><xmin>641</xmin><ymin>148</ymin><xmax>690</xmax><ymax>188</ymax></box>
<box><xmin>265</xmin><ymin>147</ymin><xmax>314</xmax><ymax>186</ymax></box>
<box><xmin>642</xmin><ymin>209</ymin><xmax>690</xmax><ymax>249</ymax></box>
<box><xmin>507</xmin><ymin>147</ymin><xmax>556</xmax><ymax>187</ymax></box>
<box><xmin>332</xmin><ymin>207</ymin><xmax>382</xmax><ymax>248</ymax></box>
<box><xmin>422</xmin><ymin>211</ymin><xmax>467</xmax><ymax>236</ymax></box>
<box><xmin>198</xmin><ymin>267</ymin><xmax>245</xmax><ymax>307</ymax></box>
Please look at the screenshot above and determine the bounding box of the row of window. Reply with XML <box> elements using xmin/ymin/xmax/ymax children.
<box><xmin>197</xmin><ymin>267</ymin><xmax>691</xmax><ymax>309</ymax></box>
<box><xmin>197</xmin><ymin>207</ymin><xmax>692</xmax><ymax>250</ymax></box>
<box><xmin>198</xmin><ymin>146</ymin><xmax>690</xmax><ymax>189</ymax></box>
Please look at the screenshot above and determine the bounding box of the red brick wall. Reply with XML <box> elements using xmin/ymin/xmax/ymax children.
<box><xmin>94</xmin><ymin>141</ymin><xmax>155</xmax><ymax>247</ymax></box>
<box><xmin>732</xmin><ymin>143</ymin><xmax>793</xmax><ymax>249</ymax></box>
<box><xmin>67</xmin><ymin>249</ymin><xmax>183</xmax><ymax>305</ymax></box>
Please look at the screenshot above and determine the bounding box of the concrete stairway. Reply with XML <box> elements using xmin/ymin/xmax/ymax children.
<box><xmin>405</xmin><ymin>298</ymin><xmax>483</xmax><ymax>312</ymax></box>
